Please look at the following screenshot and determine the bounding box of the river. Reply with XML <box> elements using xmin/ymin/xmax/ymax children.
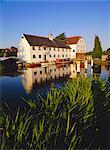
<box><xmin>0</xmin><ymin>63</ymin><xmax>110</xmax><ymax>112</ymax></box>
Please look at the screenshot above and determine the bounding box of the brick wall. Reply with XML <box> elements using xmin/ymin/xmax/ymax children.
<box><xmin>76</xmin><ymin>53</ymin><xmax>86</xmax><ymax>60</ymax></box>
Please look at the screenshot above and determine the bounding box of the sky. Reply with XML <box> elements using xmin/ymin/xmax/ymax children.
<box><xmin>0</xmin><ymin>0</ymin><xmax>110</xmax><ymax>51</ymax></box>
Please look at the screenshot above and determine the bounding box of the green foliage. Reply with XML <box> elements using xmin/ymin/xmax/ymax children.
<box><xmin>55</xmin><ymin>33</ymin><xmax>66</xmax><ymax>41</ymax></box>
<box><xmin>106</xmin><ymin>48</ymin><xmax>110</xmax><ymax>55</ymax></box>
<box><xmin>92</xmin><ymin>36</ymin><xmax>102</xmax><ymax>59</ymax></box>
<box><xmin>0</xmin><ymin>76</ymin><xmax>110</xmax><ymax>149</ymax></box>
<box><xmin>0</xmin><ymin>52</ymin><xmax>4</xmax><ymax>57</ymax></box>
<box><xmin>86</xmin><ymin>51</ymin><xmax>92</xmax><ymax>55</ymax></box>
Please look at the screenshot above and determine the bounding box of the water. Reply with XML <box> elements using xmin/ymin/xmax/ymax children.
<box><xmin>0</xmin><ymin>63</ymin><xmax>110</xmax><ymax>111</ymax></box>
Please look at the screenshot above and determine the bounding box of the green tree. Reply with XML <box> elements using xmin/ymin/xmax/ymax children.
<box><xmin>55</xmin><ymin>33</ymin><xmax>66</xmax><ymax>41</ymax></box>
<box><xmin>92</xmin><ymin>36</ymin><xmax>102</xmax><ymax>59</ymax></box>
<box><xmin>106</xmin><ymin>48</ymin><xmax>110</xmax><ymax>55</ymax></box>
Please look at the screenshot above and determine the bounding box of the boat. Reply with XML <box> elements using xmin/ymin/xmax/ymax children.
<box><xmin>29</xmin><ymin>63</ymin><xmax>41</xmax><ymax>68</ymax></box>
<box><xmin>56</xmin><ymin>58</ymin><xmax>71</xmax><ymax>65</ymax></box>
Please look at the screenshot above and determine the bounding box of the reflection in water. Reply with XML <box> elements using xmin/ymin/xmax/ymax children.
<box><xmin>0</xmin><ymin>62</ymin><xmax>110</xmax><ymax>111</ymax></box>
<box><xmin>93</xmin><ymin>64</ymin><xmax>101</xmax><ymax>74</ymax></box>
<box><xmin>21</xmin><ymin>62</ymin><xmax>110</xmax><ymax>94</ymax></box>
<box><xmin>100</xmin><ymin>65</ymin><xmax>109</xmax><ymax>81</ymax></box>
<box><xmin>21</xmin><ymin>65</ymin><xmax>71</xmax><ymax>93</ymax></box>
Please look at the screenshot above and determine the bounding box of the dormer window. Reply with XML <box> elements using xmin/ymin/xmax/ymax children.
<box><xmin>33</xmin><ymin>46</ymin><xmax>35</xmax><ymax>50</ymax></box>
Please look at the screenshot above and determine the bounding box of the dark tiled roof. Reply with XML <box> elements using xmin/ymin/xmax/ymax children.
<box><xmin>23</xmin><ymin>34</ymin><xmax>70</xmax><ymax>49</ymax></box>
<box><xmin>65</xmin><ymin>36</ymin><xmax>82</xmax><ymax>44</ymax></box>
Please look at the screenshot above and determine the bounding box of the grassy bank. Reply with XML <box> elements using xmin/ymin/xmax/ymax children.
<box><xmin>0</xmin><ymin>76</ymin><xmax>110</xmax><ymax>149</ymax></box>
<box><xmin>93</xmin><ymin>59</ymin><xmax>109</xmax><ymax>65</ymax></box>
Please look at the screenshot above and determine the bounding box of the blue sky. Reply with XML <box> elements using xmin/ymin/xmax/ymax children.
<box><xmin>0</xmin><ymin>0</ymin><xmax>110</xmax><ymax>51</ymax></box>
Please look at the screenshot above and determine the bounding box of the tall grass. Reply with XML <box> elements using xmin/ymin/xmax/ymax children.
<box><xmin>0</xmin><ymin>76</ymin><xmax>110</xmax><ymax>149</ymax></box>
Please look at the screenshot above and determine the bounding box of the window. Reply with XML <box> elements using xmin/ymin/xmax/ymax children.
<box><xmin>62</xmin><ymin>55</ymin><xmax>64</xmax><ymax>57</ymax></box>
<box><xmin>73</xmin><ymin>50</ymin><xmax>75</xmax><ymax>52</ymax></box>
<box><xmin>54</xmin><ymin>55</ymin><xmax>55</xmax><ymax>57</ymax></box>
<box><xmin>50</xmin><ymin>55</ymin><xmax>51</xmax><ymax>57</ymax></box>
<box><xmin>39</xmin><ymin>47</ymin><xmax>41</xmax><ymax>50</ymax></box>
<box><xmin>44</xmin><ymin>47</ymin><xmax>46</xmax><ymax>50</ymax></box>
<box><xmin>66</xmin><ymin>55</ymin><xmax>68</xmax><ymax>57</ymax></box>
<box><xmin>33</xmin><ymin>55</ymin><xmax>36</xmax><ymax>58</ymax></box>
<box><xmin>40</xmin><ymin>71</ymin><xmax>42</xmax><ymax>74</ymax></box>
<box><xmin>58</xmin><ymin>48</ymin><xmax>59</xmax><ymax>51</ymax></box>
<box><xmin>62</xmin><ymin>49</ymin><xmax>64</xmax><ymax>51</ymax></box>
<box><xmin>34</xmin><ymin>72</ymin><xmax>37</xmax><ymax>75</ymax></box>
<box><xmin>39</xmin><ymin>55</ymin><xmax>41</xmax><ymax>58</ymax></box>
<box><xmin>54</xmin><ymin>48</ymin><xmax>55</xmax><ymax>51</ymax></box>
<box><xmin>33</xmin><ymin>46</ymin><xmax>35</xmax><ymax>50</ymax></box>
<box><xmin>49</xmin><ymin>47</ymin><xmax>51</xmax><ymax>50</ymax></box>
<box><xmin>58</xmin><ymin>55</ymin><xmax>60</xmax><ymax>57</ymax></box>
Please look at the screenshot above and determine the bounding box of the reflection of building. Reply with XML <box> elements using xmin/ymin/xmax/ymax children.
<box><xmin>21</xmin><ymin>65</ymin><xmax>71</xmax><ymax>93</ymax></box>
<box><xmin>21</xmin><ymin>62</ymin><xmax>109</xmax><ymax>93</ymax></box>
<box><xmin>69</xmin><ymin>61</ymin><xmax>91</xmax><ymax>78</ymax></box>
<box><xmin>69</xmin><ymin>64</ymin><xmax>77</xmax><ymax>78</ymax></box>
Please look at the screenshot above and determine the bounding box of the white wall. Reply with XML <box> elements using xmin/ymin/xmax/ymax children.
<box><xmin>18</xmin><ymin>35</ymin><xmax>31</xmax><ymax>62</ymax></box>
<box><xmin>68</xmin><ymin>44</ymin><xmax>77</xmax><ymax>59</ymax></box>
<box><xmin>76</xmin><ymin>38</ymin><xmax>86</xmax><ymax>53</ymax></box>
<box><xmin>19</xmin><ymin>44</ymin><xmax>71</xmax><ymax>63</ymax></box>
<box><xmin>68</xmin><ymin>38</ymin><xmax>86</xmax><ymax>59</ymax></box>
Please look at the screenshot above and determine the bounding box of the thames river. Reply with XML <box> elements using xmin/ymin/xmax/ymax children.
<box><xmin>0</xmin><ymin>63</ymin><xmax>110</xmax><ymax>112</ymax></box>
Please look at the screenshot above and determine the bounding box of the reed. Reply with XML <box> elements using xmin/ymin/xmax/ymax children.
<box><xmin>0</xmin><ymin>76</ymin><xmax>110</xmax><ymax>149</ymax></box>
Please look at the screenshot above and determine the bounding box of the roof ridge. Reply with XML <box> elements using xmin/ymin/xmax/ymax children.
<box><xmin>67</xmin><ymin>36</ymin><xmax>82</xmax><ymax>39</ymax></box>
<box><xmin>23</xmin><ymin>34</ymin><xmax>49</xmax><ymax>39</ymax></box>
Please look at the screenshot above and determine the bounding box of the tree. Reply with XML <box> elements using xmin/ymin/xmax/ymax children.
<box><xmin>55</xmin><ymin>33</ymin><xmax>66</xmax><ymax>41</ymax></box>
<box><xmin>92</xmin><ymin>36</ymin><xmax>102</xmax><ymax>59</ymax></box>
<box><xmin>106</xmin><ymin>48</ymin><xmax>110</xmax><ymax>55</ymax></box>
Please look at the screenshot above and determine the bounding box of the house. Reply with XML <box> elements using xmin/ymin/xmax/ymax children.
<box><xmin>65</xmin><ymin>36</ymin><xmax>86</xmax><ymax>59</ymax></box>
<box><xmin>86</xmin><ymin>54</ymin><xmax>92</xmax><ymax>60</ymax></box>
<box><xmin>0</xmin><ymin>47</ymin><xmax>18</xmax><ymax>57</ymax></box>
<box><xmin>102</xmin><ymin>54</ymin><xmax>108</xmax><ymax>61</ymax></box>
<box><xmin>18</xmin><ymin>34</ymin><xmax>71</xmax><ymax>63</ymax></box>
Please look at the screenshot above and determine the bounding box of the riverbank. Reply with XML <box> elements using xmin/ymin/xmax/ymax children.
<box><xmin>93</xmin><ymin>59</ymin><xmax>110</xmax><ymax>66</ymax></box>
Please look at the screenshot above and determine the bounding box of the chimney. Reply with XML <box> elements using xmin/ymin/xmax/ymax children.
<box><xmin>48</xmin><ymin>33</ymin><xmax>53</xmax><ymax>41</ymax></box>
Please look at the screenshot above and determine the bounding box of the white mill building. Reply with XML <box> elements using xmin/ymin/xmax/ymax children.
<box><xmin>18</xmin><ymin>33</ymin><xmax>86</xmax><ymax>63</ymax></box>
